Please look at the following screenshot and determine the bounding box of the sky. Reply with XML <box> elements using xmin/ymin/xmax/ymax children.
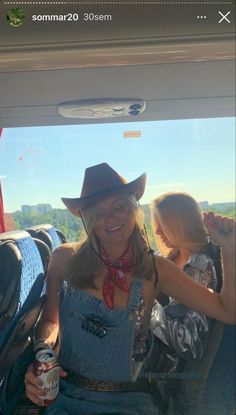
<box><xmin>0</xmin><ymin>117</ymin><xmax>235</xmax><ymax>212</ymax></box>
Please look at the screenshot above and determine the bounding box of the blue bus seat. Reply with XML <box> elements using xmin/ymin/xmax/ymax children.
<box><xmin>32</xmin><ymin>238</ymin><xmax>51</xmax><ymax>274</ymax></box>
<box><xmin>0</xmin><ymin>230</ymin><xmax>46</xmax><ymax>414</ymax></box>
<box><xmin>26</xmin><ymin>224</ymin><xmax>66</xmax><ymax>252</ymax></box>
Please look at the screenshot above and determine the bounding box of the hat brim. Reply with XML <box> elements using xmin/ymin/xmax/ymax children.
<box><xmin>61</xmin><ymin>173</ymin><xmax>146</xmax><ymax>217</ymax></box>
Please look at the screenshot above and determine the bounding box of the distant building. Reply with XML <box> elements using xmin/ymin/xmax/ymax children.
<box><xmin>37</xmin><ymin>204</ymin><xmax>52</xmax><ymax>214</ymax></box>
<box><xmin>21</xmin><ymin>204</ymin><xmax>52</xmax><ymax>214</ymax></box>
<box><xmin>199</xmin><ymin>201</ymin><xmax>209</xmax><ymax>209</ymax></box>
<box><xmin>21</xmin><ymin>205</ymin><xmax>37</xmax><ymax>213</ymax></box>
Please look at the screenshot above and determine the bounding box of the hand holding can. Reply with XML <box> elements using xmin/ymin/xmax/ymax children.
<box><xmin>33</xmin><ymin>349</ymin><xmax>60</xmax><ymax>406</ymax></box>
<box><xmin>25</xmin><ymin>350</ymin><xmax>67</xmax><ymax>406</ymax></box>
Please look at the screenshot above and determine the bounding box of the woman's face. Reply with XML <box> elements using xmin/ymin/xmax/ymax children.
<box><xmin>93</xmin><ymin>194</ymin><xmax>136</xmax><ymax>246</ymax></box>
<box><xmin>154</xmin><ymin>216</ymin><xmax>175</xmax><ymax>249</ymax></box>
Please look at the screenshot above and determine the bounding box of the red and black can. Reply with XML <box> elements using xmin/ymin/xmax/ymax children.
<box><xmin>33</xmin><ymin>349</ymin><xmax>60</xmax><ymax>406</ymax></box>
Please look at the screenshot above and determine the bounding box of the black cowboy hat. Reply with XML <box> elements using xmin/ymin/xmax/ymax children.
<box><xmin>61</xmin><ymin>163</ymin><xmax>146</xmax><ymax>217</ymax></box>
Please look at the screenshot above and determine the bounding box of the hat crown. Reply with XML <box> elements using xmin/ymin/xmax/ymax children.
<box><xmin>81</xmin><ymin>163</ymin><xmax>126</xmax><ymax>198</ymax></box>
<box><xmin>61</xmin><ymin>163</ymin><xmax>146</xmax><ymax>217</ymax></box>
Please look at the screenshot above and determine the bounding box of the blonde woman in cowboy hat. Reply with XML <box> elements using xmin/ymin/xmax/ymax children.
<box><xmin>24</xmin><ymin>163</ymin><xmax>235</xmax><ymax>415</ymax></box>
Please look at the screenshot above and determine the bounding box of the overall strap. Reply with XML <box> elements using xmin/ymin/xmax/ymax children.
<box><xmin>128</xmin><ymin>278</ymin><xmax>144</xmax><ymax>311</ymax></box>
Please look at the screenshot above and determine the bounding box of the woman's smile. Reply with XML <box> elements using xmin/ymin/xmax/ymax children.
<box><xmin>93</xmin><ymin>194</ymin><xmax>135</xmax><ymax>246</ymax></box>
<box><xmin>105</xmin><ymin>224</ymin><xmax>124</xmax><ymax>233</ymax></box>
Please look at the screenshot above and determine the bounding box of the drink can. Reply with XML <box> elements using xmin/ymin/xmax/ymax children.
<box><xmin>33</xmin><ymin>349</ymin><xmax>60</xmax><ymax>406</ymax></box>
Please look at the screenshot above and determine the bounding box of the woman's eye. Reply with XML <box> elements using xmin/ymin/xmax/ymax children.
<box><xmin>114</xmin><ymin>204</ymin><xmax>126</xmax><ymax>212</ymax></box>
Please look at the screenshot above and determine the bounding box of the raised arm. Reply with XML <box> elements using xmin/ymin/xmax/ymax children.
<box><xmin>156</xmin><ymin>214</ymin><xmax>235</xmax><ymax>325</ymax></box>
<box><xmin>151</xmin><ymin>255</ymin><xmax>217</xmax><ymax>360</ymax></box>
<box><xmin>204</xmin><ymin>211</ymin><xmax>235</xmax><ymax>319</ymax></box>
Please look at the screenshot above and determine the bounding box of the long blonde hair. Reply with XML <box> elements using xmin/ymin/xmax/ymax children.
<box><xmin>68</xmin><ymin>193</ymin><xmax>154</xmax><ymax>288</ymax></box>
<box><xmin>152</xmin><ymin>192</ymin><xmax>209</xmax><ymax>256</ymax></box>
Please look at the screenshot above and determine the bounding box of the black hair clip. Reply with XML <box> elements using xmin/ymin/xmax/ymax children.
<box><xmin>82</xmin><ymin>315</ymin><xmax>107</xmax><ymax>338</ymax></box>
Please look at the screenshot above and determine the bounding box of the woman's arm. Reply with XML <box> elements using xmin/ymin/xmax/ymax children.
<box><xmin>151</xmin><ymin>256</ymin><xmax>217</xmax><ymax>360</ymax></box>
<box><xmin>34</xmin><ymin>248</ymin><xmax>62</xmax><ymax>349</ymax></box>
<box><xmin>204</xmin><ymin>211</ymin><xmax>235</xmax><ymax>318</ymax></box>
<box><xmin>34</xmin><ymin>243</ymin><xmax>75</xmax><ymax>350</ymax></box>
<box><xmin>25</xmin><ymin>243</ymin><xmax>75</xmax><ymax>405</ymax></box>
<box><xmin>156</xmin><ymin>214</ymin><xmax>235</xmax><ymax>324</ymax></box>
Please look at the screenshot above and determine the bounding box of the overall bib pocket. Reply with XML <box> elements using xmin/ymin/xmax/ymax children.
<box><xmin>60</xmin><ymin>309</ymin><xmax>121</xmax><ymax>376</ymax></box>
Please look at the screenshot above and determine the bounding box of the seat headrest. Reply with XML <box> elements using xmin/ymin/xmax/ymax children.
<box><xmin>0</xmin><ymin>231</ymin><xmax>44</xmax><ymax>329</ymax></box>
<box><xmin>27</xmin><ymin>224</ymin><xmax>65</xmax><ymax>251</ymax></box>
<box><xmin>0</xmin><ymin>230</ymin><xmax>29</xmax><ymax>241</ymax></box>
<box><xmin>0</xmin><ymin>241</ymin><xmax>22</xmax><ymax>327</ymax></box>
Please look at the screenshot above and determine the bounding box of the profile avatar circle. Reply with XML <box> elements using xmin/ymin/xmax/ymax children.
<box><xmin>7</xmin><ymin>8</ymin><xmax>26</xmax><ymax>27</ymax></box>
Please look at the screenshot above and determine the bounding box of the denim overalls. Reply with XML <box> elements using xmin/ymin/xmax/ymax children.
<box><xmin>44</xmin><ymin>278</ymin><xmax>159</xmax><ymax>415</ymax></box>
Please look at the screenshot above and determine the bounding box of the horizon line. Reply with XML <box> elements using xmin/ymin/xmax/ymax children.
<box><xmin>6</xmin><ymin>200</ymin><xmax>236</xmax><ymax>214</ymax></box>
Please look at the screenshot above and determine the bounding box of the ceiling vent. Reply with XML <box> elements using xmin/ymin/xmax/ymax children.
<box><xmin>57</xmin><ymin>99</ymin><xmax>146</xmax><ymax>119</ymax></box>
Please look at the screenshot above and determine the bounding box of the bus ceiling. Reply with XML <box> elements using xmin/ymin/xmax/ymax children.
<box><xmin>0</xmin><ymin>3</ymin><xmax>235</xmax><ymax>127</ymax></box>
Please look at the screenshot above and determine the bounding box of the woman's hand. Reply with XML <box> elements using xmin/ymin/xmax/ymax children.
<box><xmin>204</xmin><ymin>211</ymin><xmax>235</xmax><ymax>252</ymax></box>
<box><xmin>24</xmin><ymin>363</ymin><xmax>67</xmax><ymax>406</ymax></box>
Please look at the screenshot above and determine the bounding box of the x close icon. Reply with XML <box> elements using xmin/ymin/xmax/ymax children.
<box><xmin>218</xmin><ymin>11</ymin><xmax>231</xmax><ymax>23</ymax></box>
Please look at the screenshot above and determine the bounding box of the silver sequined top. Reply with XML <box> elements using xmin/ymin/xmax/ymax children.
<box><xmin>150</xmin><ymin>251</ymin><xmax>218</xmax><ymax>360</ymax></box>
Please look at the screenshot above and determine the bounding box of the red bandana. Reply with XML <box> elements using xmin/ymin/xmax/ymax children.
<box><xmin>100</xmin><ymin>245</ymin><xmax>135</xmax><ymax>310</ymax></box>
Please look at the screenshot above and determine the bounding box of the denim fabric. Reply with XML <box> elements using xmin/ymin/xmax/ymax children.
<box><xmin>44</xmin><ymin>279</ymin><xmax>159</xmax><ymax>415</ymax></box>
<box><xmin>44</xmin><ymin>379</ymin><xmax>158</xmax><ymax>415</ymax></box>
